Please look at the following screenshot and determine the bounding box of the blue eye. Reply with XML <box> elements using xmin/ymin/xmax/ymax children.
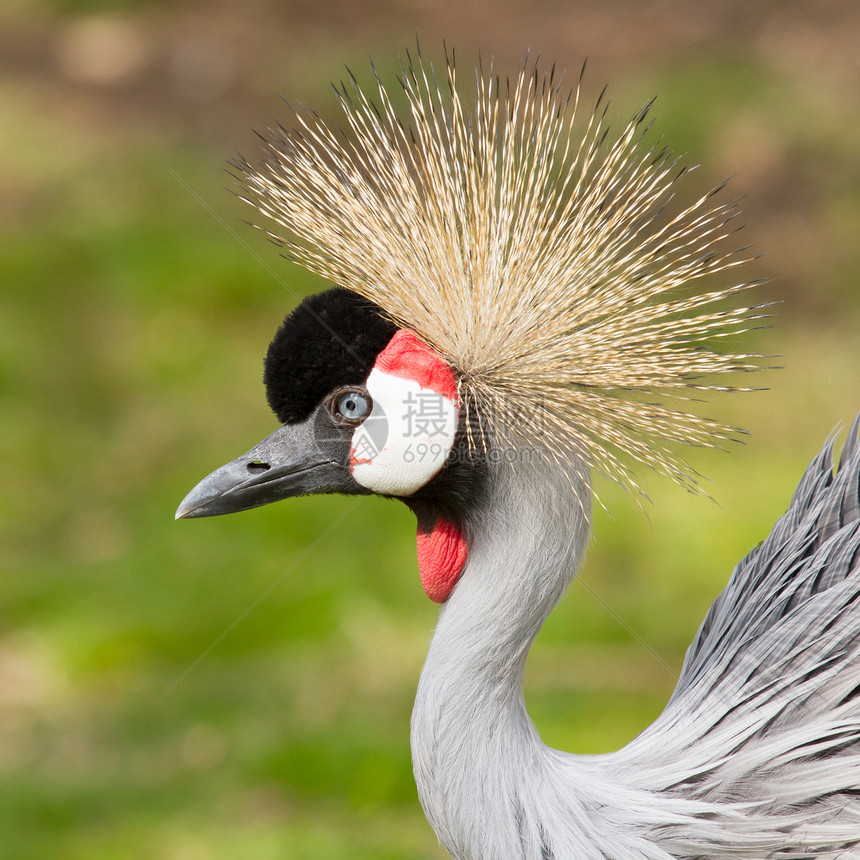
<box><xmin>336</xmin><ymin>390</ymin><xmax>370</xmax><ymax>421</ymax></box>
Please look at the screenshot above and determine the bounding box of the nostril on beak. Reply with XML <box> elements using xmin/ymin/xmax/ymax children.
<box><xmin>247</xmin><ymin>461</ymin><xmax>272</xmax><ymax>475</ymax></box>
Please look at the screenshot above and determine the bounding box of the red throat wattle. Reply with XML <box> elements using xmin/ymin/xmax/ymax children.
<box><xmin>416</xmin><ymin>516</ymin><xmax>468</xmax><ymax>603</ymax></box>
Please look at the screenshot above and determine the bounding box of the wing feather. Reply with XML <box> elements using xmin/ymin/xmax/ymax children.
<box><xmin>609</xmin><ymin>414</ymin><xmax>860</xmax><ymax>856</ymax></box>
<box><xmin>675</xmin><ymin>413</ymin><xmax>860</xmax><ymax>695</ymax></box>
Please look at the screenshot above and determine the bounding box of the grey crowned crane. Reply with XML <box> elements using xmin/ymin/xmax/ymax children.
<box><xmin>176</xmin><ymin>52</ymin><xmax>860</xmax><ymax>859</ymax></box>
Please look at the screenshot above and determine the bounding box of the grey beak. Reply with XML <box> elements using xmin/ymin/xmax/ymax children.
<box><xmin>175</xmin><ymin>418</ymin><xmax>356</xmax><ymax>519</ymax></box>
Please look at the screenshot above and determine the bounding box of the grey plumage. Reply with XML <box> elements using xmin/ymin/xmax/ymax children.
<box><xmin>610</xmin><ymin>414</ymin><xmax>860</xmax><ymax>857</ymax></box>
<box><xmin>412</xmin><ymin>418</ymin><xmax>860</xmax><ymax>858</ymax></box>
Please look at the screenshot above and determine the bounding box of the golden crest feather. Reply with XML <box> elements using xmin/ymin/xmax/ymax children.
<box><xmin>235</xmin><ymin>48</ymin><xmax>762</xmax><ymax>492</ymax></box>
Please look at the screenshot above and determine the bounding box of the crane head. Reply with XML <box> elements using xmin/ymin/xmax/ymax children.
<box><xmin>177</xmin><ymin>51</ymin><xmax>764</xmax><ymax>603</ymax></box>
<box><xmin>176</xmin><ymin>287</ymin><xmax>479</xmax><ymax>601</ymax></box>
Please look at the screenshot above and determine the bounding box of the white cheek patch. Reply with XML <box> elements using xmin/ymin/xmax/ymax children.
<box><xmin>350</xmin><ymin>368</ymin><xmax>458</xmax><ymax>496</ymax></box>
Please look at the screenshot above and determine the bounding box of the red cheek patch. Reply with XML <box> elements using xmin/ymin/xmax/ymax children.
<box><xmin>416</xmin><ymin>516</ymin><xmax>468</xmax><ymax>603</ymax></box>
<box><xmin>375</xmin><ymin>330</ymin><xmax>458</xmax><ymax>400</ymax></box>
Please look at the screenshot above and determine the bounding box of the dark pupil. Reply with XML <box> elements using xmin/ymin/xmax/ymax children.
<box><xmin>338</xmin><ymin>392</ymin><xmax>366</xmax><ymax>419</ymax></box>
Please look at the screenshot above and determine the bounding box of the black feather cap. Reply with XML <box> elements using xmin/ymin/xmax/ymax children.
<box><xmin>263</xmin><ymin>288</ymin><xmax>398</xmax><ymax>424</ymax></box>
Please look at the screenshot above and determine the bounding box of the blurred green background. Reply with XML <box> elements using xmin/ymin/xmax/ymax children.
<box><xmin>3</xmin><ymin>1</ymin><xmax>860</xmax><ymax>857</ymax></box>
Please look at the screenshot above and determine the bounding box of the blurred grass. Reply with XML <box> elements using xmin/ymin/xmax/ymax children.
<box><xmin>3</xmin><ymin>11</ymin><xmax>860</xmax><ymax>860</ymax></box>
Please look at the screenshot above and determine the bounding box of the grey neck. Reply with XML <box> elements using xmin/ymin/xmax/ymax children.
<box><xmin>410</xmin><ymin>452</ymin><xmax>597</xmax><ymax>859</ymax></box>
<box><xmin>408</xmin><ymin>451</ymin><xmax>824</xmax><ymax>860</ymax></box>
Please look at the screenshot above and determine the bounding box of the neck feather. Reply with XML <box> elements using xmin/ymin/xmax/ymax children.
<box><xmin>411</xmin><ymin>452</ymin><xmax>599</xmax><ymax>858</ymax></box>
<box><xmin>408</xmin><ymin>451</ymin><xmax>801</xmax><ymax>860</ymax></box>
